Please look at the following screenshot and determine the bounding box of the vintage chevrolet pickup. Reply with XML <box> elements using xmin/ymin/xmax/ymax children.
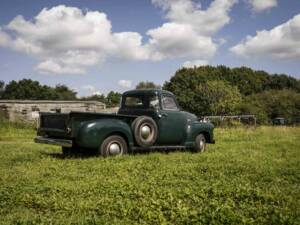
<box><xmin>34</xmin><ymin>89</ymin><xmax>215</xmax><ymax>157</ymax></box>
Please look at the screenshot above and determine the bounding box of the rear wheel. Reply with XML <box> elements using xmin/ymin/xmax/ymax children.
<box><xmin>62</xmin><ymin>147</ymin><xmax>72</xmax><ymax>156</ymax></box>
<box><xmin>194</xmin><ymin>134</ymin><xmax>206</xmax><ymax>153</ymax></box>
<box><xmin>100</xmin><ymin>135</ymin><xmax>128</xmax><ymax>157</ymax></box>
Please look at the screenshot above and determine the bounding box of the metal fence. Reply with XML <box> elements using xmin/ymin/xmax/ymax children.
<box><xmin>203</xmin><ymin>115</ymin><xmax>256</xmax><ymax>126</ymax></box>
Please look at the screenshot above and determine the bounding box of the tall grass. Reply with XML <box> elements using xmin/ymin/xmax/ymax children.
<box><xmin>0</xmin><ymin>126</ymin><xmax>299</xmax><ymax>224</ymax></box>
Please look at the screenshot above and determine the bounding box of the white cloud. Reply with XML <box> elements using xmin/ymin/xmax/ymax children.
<box><xmin>0</xmin><ymin>2</ymin><xmax>237</xmax><ymax>74</ymax></box>
<box><xmin>183</xmin><ymin>59</ymin><xmax>209</xmax><ymax>68</ymax></box>
<box><xmin>152</xmin><ymin>0</ymin><xmax>237</xmax><ymax>36</ymax></box>
<box><xmin>0</xmin><ymin>5</ymin><xmax>148</xmax><ymax>74</ymax></box>
<box><xmin>247</xmin><ymin>0</ymin><xmax>277</xmax><ymax>12</ymax></box>
<box><xmin>81</xmin><ymin>85</ymin><xmax>96</xmax><ymax>92</ymax></box>
<box><xmin>147</xmin><ymin>0</ymin><xmax>237</xmax><ymax>60</ymax></box>
<box><xmin>230</xmin><ymin>14</ymin><xmax>300</xmax><ymax>60</ymax></box>
<box><xmin>146</xmin><ymin>23</ymin><xmax>216</xmax><ymax>60</ymax></box>
<box><xmin>118</xmin><ymin>80</ymin><xmax>132</xmax><ymax>88</ymax></box>
<box><xmin>35</xmin><ymin>59</ymin><xmax>86</xmax><ymax>74</ymax></box>
<box><xmin>92</xmin><ymin>91</ymin><xmax>102</xmax><ymax>96</ymax></box>
<box><xmin>79</xmin><ymin>85</ymin><xmax>102</xmax><ymax>96</ymax></box>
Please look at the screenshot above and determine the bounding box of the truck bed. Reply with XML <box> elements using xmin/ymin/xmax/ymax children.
<box><xmin>38</xmin><ymin>111</ymin><xmax>137</xmax><ymax>139</ymax></box>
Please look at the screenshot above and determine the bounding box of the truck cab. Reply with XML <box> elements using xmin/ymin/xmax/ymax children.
<box><xmin>35</xmin><ymin>89</ymin><xmax>215</xmax><ymax>157</ymax></box>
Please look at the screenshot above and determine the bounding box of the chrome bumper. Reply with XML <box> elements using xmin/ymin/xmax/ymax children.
<box><xmin>34</xmin><ymin>136</ymin><xmax>72</xmax><ymax>147</ymax></box>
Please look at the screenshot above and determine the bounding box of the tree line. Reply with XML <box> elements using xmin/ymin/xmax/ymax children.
<box><xmin>0</xmin><ymin>79</ymin><xmax>122</xmax><ymax>107</ymax></box>
<box><xmin>1</xmin><ymin>66</ymin><xmax>300</xmax><ymax>124</ymax></box>
<box><xmin>163</xmin><ymin>66</ymin><xmax>300</xmax><ymax>124</ymax></box>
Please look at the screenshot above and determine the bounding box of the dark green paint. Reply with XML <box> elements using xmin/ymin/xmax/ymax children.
<box><xmin>36</xmin><ymin>89</ymin><xmax>214</xmax><ymax>151</ymax></box>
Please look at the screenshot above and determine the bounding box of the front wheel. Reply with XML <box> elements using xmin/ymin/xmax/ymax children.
<box><xmin>100</xmin><ymin>135</ymin><xmax>128</xmax><ymax>157</ymax></box>
<box><xmin>194</xmin><ymin>134</ymin><xmax>206</xmax><ymax>153</ymax></box>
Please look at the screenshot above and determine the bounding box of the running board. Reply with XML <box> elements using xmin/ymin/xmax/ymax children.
<box><xmin>132</xmin><ymin>145</ymin><xmax>187</xmax><ymax>151</ymax></box>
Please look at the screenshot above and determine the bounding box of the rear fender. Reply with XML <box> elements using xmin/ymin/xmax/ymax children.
<box><xmin>76</xmin><ymin>119</ymin><xmax>134</xmax><ymax>149</ymax></box>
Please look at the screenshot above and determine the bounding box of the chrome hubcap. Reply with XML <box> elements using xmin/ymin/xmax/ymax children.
<box><xmin>141</xmin><ymin>125</ymin><xmax>151</xmax><ymax>139</ymax></box>
<box><xmin>199</xmin><ymin>140</ymin><xmax>204</xmax><ymax>150</ymax></box>
<box><xmin>108</xmin><ymin>142</ymin><xmax>121</xmax><ymax>155</ymax></box>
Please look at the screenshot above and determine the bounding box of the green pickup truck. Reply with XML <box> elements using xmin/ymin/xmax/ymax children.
<box><xmin>35</xmin><ymin>89</ymin><xmax>215</xmax><ymax>157</ymax></box>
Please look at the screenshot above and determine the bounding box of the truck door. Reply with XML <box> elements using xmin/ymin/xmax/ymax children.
<box><xmin>156</xmin><ymin>94</ymin><xmax>186</xmax><ymax>145</ymax></box>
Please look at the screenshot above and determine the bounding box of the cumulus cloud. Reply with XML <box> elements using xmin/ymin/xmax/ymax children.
<box><xmin>81</xmin><ymin>85</ymin><xmax>97</xmax><ymax>92</ymax></box>
<box><xmin>146</xmin><ymin>23</ymin><xmax>216</xmax><ymax>60</ymax></box>
<box><xmin>230</xmin><ymin>14</ymin><xmax>300</xmax><ymax>59</ymax></box>
<box><xmin>147</xmin><ymin>0</ymin><xmax>237</xmax><ymax>60</ymax></box>
<box><xmin>183</xmin><ymin>59</ymin><xmax>209</xmax><ymax>68</ymax></box>
<box><xmin>247</xmin><ymin>0</ymin><xmax>277</xmax><ymax>12</ymax></box>
<box><xmin>152</xmin><ymin>0</ymin><xmax>237</xmax><ymax>36</ymax></box>
<box><xmin>79</xmin><ymin>85</ymin><xmax>101</xmax><ymax>96</ymax></box>
<box><xmin>118</xmin><ymin>80</ymin><xmax>132</xmax><ymax>88</ymax></box>
<box><xmin>0</xmin><ymin>2</ymin><xmax>237</xmax><ymax>74</ymax></box>
<box><xmin>0</xmin><ymin>5</ymin><xmax>148</xmax><ymax>74</ymax></box>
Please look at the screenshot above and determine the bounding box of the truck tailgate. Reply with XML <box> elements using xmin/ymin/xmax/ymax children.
<box><xmin>38</xmin><ymin>113</ymin><xmax>70</xmax><ymax>138</ymax></box>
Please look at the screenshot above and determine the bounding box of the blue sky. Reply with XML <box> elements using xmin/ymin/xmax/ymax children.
<box><xmin>0</xmin><ymin>0</ymin><xmax>299</xmax><ymax>96</ymax></box>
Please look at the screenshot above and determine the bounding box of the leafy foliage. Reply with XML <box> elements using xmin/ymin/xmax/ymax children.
<box><xmin>0</xmin><ymin>126</ymin><xmax>299</xmax><ymax>224</ymax></box>
<box><xmin>1</xmin><ymin>79</ymin><xmax>77</xmax><ymax>100</ymax></box>
<box><xmin>80</xmin><ymin>91</ymin><xmax>121</xmax><ymax>107</ymax></box>
<box><xmin>136</xmin><ymin>81</ymin><xmax>161</xmax><ymax>89</ymax></box>
<box><xmin>0</xmin><ymin>80</ymin><xmax>4</xmax><ymax>99</ymax></box>
<box><xmin>54</xmin><ymin>84</ymin><xmax>77</xmax><ymax>100</ymax></box>
<box><xmin>196</xmin><ymin>80</ymin><xmax>242</xmax><ymax>116</ymax></box>
<box><xmin>164</xmin><ymin>66</ymin><xmax>300</xmax><ymax>122</ymax></box>
<box><xmin>0</xmin><ymin>79</ymin><xmax>122</xmax><ymax>106</ymax></box>
<box><xmin>80</xmin><ymin>94</ymin><xmax>106</xmax><ymax>102</ymax></box>
<box><xmin>239</xmin><ymin>90</ymin><xmax>300</xmax><ymax>124</ymax></box>
<box><xmin>106</xmin><ymin>91</ymin><xmax>122</xmax><ymax>107</ymax></box>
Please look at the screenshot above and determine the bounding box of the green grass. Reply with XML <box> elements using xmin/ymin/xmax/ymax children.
<box><xmin>0</xmin><ymin>125</ymin><xmax>299</xmax><ymax>225</ymax></box>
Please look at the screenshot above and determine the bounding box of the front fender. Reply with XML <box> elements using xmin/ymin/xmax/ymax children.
<box><xmin>187</xmin><ymin>122</ymin><xmax>214</xmax><ymax>144</ymax></box>
<box><xmin>76</xmin><ymin>119</ymin><xmax>134</xmax><ymax>149</ymax></box>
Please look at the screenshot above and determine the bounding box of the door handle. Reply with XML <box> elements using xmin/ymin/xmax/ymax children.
<box><xmin>158</xmin><ymin>113</ymin><xmax>168</xmax><ymax>118</ymax></box>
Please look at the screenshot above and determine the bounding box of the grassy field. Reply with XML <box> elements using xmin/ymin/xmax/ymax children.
<box><xmin>0</xmin><ymin>125</ymin><xmax>299</xmax><ymax>225</ymax></box>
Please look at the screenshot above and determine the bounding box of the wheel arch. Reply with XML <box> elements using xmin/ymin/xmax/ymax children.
<box><xmin>198</xmin><ymin>131</ymin><xmax>211</xmax><ymax>143</ymax></box>
<box><xmin>76</xmin><ymin>119</ymin><xmax>134</xmax><ymax>149</ymax></box>
<box><xmin>190</xmin><ymin>123</ymin><xmax>214</xmax><ymax>144</ymax></box>
<box><xmin>103</xmin><ymin>131</ymin><xmax>130</xmax><ymax>148</ymax></box>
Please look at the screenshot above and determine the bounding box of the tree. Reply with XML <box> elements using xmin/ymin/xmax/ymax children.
<box><xmin>2</xmin><ymin>79</ymin><xmax>52</xmax><ymax>100</ymax></box>
<box><xmin>164</xmin><ymin>66</ymin><xmax>300</xmax><ymax>98</ymax></box>
<box><xmin>264</xmin><ymin>74</ymin><xmax>300</xmax><ymax>92</ymax></box>
<box><xmin>80</xmin><ymin>94</ymin><xmax>106</xmax><ymax>103</ymax></box>
<box><xmin>164</xmin><ymin>65</ymin><xmax>300</xmax><ymax>121</ymax></box>
<box><xmin>54</xmin><ymin>84</ymin><xmax>77</xmax><ymax>100</ymax></box>
<box><xmin>136</xmin><ymin>81</ymin><xmax>161</xmax><ymax>89</ymax></box>
<box><xmin>1</xmin><ymin>79</ymin><xmax>77</xmax><ymax>100</ymax></box>
<box><xmin>0</xmin><ymin>81</ymin><xmax>4</xmax><ymax>99</ymax></box>
<box><xmin>106</xmin><ymin>91</ymin><xmax>122</xmax><ymax>107</ymax></box>
<box><xmin>195</xmin><ymin>80</ymin><xmax>242</xmax><ymax>116</ymax></box>
<box><xmin>239</xmin><ymin>90</ymin><xmax>300</xmax><ymax>124</ymax></box>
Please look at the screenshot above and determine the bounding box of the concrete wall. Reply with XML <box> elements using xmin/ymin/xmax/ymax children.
<box><xmin>0</xmin><ymin>100</ymin><xmax>110</xmax><ymax>122</ymax></box>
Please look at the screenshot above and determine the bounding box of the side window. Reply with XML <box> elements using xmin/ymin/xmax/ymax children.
<box><xmin>149</xmin><ymin>95</ymin><xmax>160</xmax><ymax>109</ymax></box>
<box><xmin>162</xmin><ymin>95</ymin><xmax>179</xmax><ymax>111</ymax></box>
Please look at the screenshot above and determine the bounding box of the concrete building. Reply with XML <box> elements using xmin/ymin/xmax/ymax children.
<box><xmin>0</xmin><ymin>100</ymin><xmax>110</xmax><ymax>122</ymax></box>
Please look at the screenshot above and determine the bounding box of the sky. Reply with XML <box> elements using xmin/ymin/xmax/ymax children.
<box><xmin>0</xmin><ymin>0</ymin><xmax>299</xmax><ymax>96</ymax></box>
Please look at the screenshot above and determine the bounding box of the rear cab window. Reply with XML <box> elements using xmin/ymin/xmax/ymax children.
<box><xmin>124</xmin><ymin>96</ymin><xmax>144</xmax><ymax>107</ymax></box>
<box><xmin>122</xmin><ymin>94</ymin><xmax>160</xmax><ymax>109</ymax></box>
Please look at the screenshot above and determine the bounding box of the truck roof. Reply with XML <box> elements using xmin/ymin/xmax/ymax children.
<box><xmin>123</xmin><ymin>89</ymin><xmax>174</xmax><ymax>96</ymax></box>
